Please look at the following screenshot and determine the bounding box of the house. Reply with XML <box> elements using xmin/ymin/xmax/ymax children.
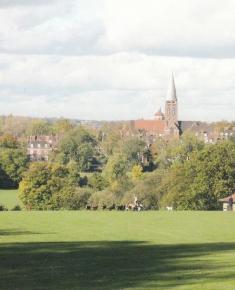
<box><xmin>219</xmin><ymin>193</ymin><xmax>235</xmax><ymax>211</ymax></box>
<box><xmin>27</xmin><ymin>135</ymin><xmax>59</xmax><ymax>161</ymax></box>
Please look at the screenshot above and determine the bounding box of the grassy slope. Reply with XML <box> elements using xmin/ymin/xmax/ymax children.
<box><xmin>0</xmin><ymin>189</ymin><xmax>21</xmax><ymax>209</ymax></box>
<box><xmin>0</xmin><ymin>211</ymin><xmax>235</xmax><ymax>290</ymax></box>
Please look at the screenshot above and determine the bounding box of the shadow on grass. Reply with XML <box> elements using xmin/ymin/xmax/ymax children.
<box><xmin>1</xmin><ymin>239</ymin><xmax>235</xmax><ymax>290</ymax></box>
<box><xmin>0</xmin><ymin>229</ymin><xmax>54</xmax><ymax>236</ymax></box>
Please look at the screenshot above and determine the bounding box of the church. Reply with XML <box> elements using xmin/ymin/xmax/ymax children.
<box><xmin>132</xmin><ymin>74</ymin><xmax>234</xmax><ymax>143</ymax></box>
<box><xmin>133</xmin><ymin>73</ymin><xmax>180</xmax><ymax>138</ymax></box>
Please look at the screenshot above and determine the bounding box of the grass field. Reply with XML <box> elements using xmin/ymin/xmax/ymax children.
<box><xmin>0</xmin><ymin>189</ymin><xmax>21</xmax><ymax>209</ymax></box>
<box><xmin>1</xmin><ymin>211</ymin><xmax>235</xmax><ymax>290</ymax></box>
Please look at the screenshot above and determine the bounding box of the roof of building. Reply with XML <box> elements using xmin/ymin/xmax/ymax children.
<box><xmin>179</xmin><ymin>121</ymin><xmax>214</xmax><ymax>133</ymax></box>
<box><xmin>219</xmin><ymin>193</ymin><xmax>235</xmax><ymax>202</ymax></box>
<box><xmin>29</xmin><ymin>135</ymin><xmax>59</xmax><ymax>142</ymax></box>
<box><xmin>134</xmin><ymin>119</ymin><xmax>165</xmax><ymax>134</ymax></box>
<box><xmin>154</xmin><ymin>108</ymin><xmax>164</xmax><ymax>117</ymax></box>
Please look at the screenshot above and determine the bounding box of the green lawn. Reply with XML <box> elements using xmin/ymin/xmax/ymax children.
<box><xmin>1</xmin><ymin>211</ymin><xmax>235</xmax><ymax>290</ymax></box>
<box><xmin>0</xmin><ymin>189</ymin><xmax>21</xmax><ymax>209</ymax></box>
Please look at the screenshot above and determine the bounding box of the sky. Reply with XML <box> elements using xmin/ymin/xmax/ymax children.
<box><xmin>0</xmin><ymin>0</ymin><xmax>235</xmax><ymax>121</ymax></box>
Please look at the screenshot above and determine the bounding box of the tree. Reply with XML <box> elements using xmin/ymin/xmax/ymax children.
<box><xmin>99</xmin><ymin>123</ymin><xmax>124</xmax><ymax>156</ymax></box>
<box><xmin>0</xmin><ymin>134</ymin><xmax>19</xmax><ymax>149</ymax></box>
<box><xmin>51</xmin><ymin>186</ymin><xmax>92</xmax><ymax>210</ymax></box>
<box><xmin>66</xmin><ymin>160</ymin><xmax>83</xmax><ymax>186</ymax></box>
<box><xmin>131</xmin><ymin>164</ymin><xmax>143</xmax><ymax>180</ymax></box>
<box><xmin>54</xmin><ymin>118</ymin><xmax>74</xmax><ymax>134</ymax></box>
<box><xmin>187</xmin><ymin>141</ymin><xmax>235</xmax><ymax>209</ymax></box>
<box><xmin>161</xmin><ymin>140</ymin><xmax>235</xmax><ymax>210</ymax></box>
<box><xmin>0</xmin><ymin>149</ymin><xmax>29</xmax><ymax>188</ymax></box>
<box><xmin>156</xmin><ymin>132</ymin><xmax>204</xmax><ymax>168</ymax></box>
<box><xmin>27</xmin><ymin>119</ymin><xmax>54</xmax><ymax>136</ymax></box>
<box><xmin>122</xmin><ymin>138</ymin><xmax>146</xmax><ymax>168</ymax></box>
<box><xmin>19</xmin><ymin>163</ymin><xmax>72</xmax><ymax>210</ymax></box>
<box><xmin>88</xmin><ymin>173</ymin><xmax>108</xmax><ymax>191</ymax></box>
<box><xmin>1</xmin><ymin>115</ymin><xmax>30</xmax><ymax>136</ymax></box>
<box><xmin>19</xmin><ymin>162</ymin><xmax>93</xmax><ymax>210</ymax></box>
<box><xmin>89</xmin><ymin>189</ymin><xmax>116</xmax><ymax>208</ymax></box>
<box><xmin>19</xmin><ymin>163</ymin><xmax>53</xmax><ymax>209</ymax></box>
<box><xmin>54</xmin><ymin>127</ymin><xmax>99</xmax><ymax>172</ymax></box>
<box><xmin>123</xmin><ymin>170</ymin><xmax>164</xmax><ymax>209</ymax></box>
<box><xmin>102</xmin><ymin>153</ymin><xmax>128</xmax><ymax>182</ymax></box>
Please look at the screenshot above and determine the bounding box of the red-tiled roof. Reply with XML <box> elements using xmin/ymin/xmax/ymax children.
<box><xmin>219</xmin><ymin>193</ymin><xmax>235</xmax><ymax>202</ymax></box>
<box><xmin>134</xmin><ymin>119</ymin><xmax>165</xmax><ymax>134</ymax></box>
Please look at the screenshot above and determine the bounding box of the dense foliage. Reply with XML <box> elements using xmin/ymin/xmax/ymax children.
<box><xmin>52</xmin><ymin>127</ymin><xmax>101</xmax><ymax>172</ymax></box>
<box><xmin>18</xmin><ymin>130</ymin><xmax>235</xmax><ymax>210</ymax></box>
<box><xmin>0</xmin><ymin>115</ymin><xmax>234</xmax><ymax>210</ymax></box>
<box><xmin>0</xmin><ymin>135</ymin><xmax>29</xmax><ymax>188</ymax></box>
<box><xmin>19</xmin><ymin>162</ymin><xmax>92</xmax><ymax>210</ymax></box>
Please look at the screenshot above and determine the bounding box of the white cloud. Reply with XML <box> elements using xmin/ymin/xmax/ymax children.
<box><xmin>0</xmin><ymin>0</ymin><xmax>235</xmax><ymax>121</ymax></box>
<box><xmin>1</xmin><ymin>0</ymin><xmax>235</xmax><ymax>58</ymax></box>
<box><xmin>101</xmin><ymin>0</ymin><xmax>235</xmax><ymax>58</ymax></box>
<box><xmin>0</xmin><ymin>53</ymin><xmax>235</xmax><ymax>121</ymax></box>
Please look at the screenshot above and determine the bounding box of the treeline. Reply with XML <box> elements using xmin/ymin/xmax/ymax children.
<box><xmin>0</xmin><ymin>115</ymin><xmax>78</xmax><ymax>136</ymax></box>
<box><xmin>0</xmin><ymin>115</ymin><xmax>234</xmax><ymax>137</ymax></box>
<box><xmin>0</xmin><ymin>116</ymin><xmax>235</xmax><ymax>210</ymax></box>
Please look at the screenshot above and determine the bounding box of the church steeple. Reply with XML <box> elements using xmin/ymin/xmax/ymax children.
<box><xmin>164</xmin><ymin>73</ymin><xmax>179</xmax><ymax>137</ymax></box>
<box><xmin>166</xmin><ymin>73</ymin><xmax>177</xmax><ymax>101</ymax></box>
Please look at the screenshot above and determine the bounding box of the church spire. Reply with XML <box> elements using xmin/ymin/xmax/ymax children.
<box><xmin>166</xmin><ymin>73</ymin><xmax>177</xmax><ymax>101</ymax></box>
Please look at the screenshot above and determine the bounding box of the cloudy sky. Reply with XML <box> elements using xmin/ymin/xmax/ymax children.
<box><xmin>0</xmin><ymin>0</ymin><xmax>235</xmax><ymax>121</ymax></box>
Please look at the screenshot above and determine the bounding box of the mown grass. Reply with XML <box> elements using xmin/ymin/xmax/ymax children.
<box><xmin>1</xmin><ymin>211</ymin><xmax>235</xmax><ymax>290</ymax></box>
<box><xmin>0</xmin><ymin>189</ymin><xmax>21</xmax><ymax>209</ymax></box>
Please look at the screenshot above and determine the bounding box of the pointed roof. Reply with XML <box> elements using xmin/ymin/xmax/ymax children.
<box><xmin>154</xmin><ymin>107</ymin><xmax>164</xmax><ymax>116</ymax></box>
<box><xmin>166</xmin><ymin>73</ymin><xmax>177</xmax><ymax>101</ymax></box>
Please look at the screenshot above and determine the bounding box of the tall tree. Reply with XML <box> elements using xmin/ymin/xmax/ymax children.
<box><xmin>54</xmin><ymin>126</ymin><xmax>99</xmax><ymax>172</ymax></box>
<box><xmin>161</xmin><ymin>140</ymin><xmax>235</xmax><ymax>210</ymax></box>
<box><xmin>0</xmin><ymin>149</ymin><xmax>29</xmax><ymax>188</ymax></box>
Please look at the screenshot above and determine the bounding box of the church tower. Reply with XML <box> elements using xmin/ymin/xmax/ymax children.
<box><xmin>164</xmin><ymin>73</ymin><xmax>179</xmax><ymax>136</ymax></box>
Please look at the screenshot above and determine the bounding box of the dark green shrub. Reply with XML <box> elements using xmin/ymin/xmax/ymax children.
<box><xmin>0</xmin><ymin>204</ymin><xmax>8</xmax><ymax>211</ymax></box>
<box><xmin>11</xmin><ymin>205</ymin><xmax>21</xmax><ymax>211</ymax></box>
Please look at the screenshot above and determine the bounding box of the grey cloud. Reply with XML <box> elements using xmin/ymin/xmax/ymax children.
<box><xmin>0</xmin><ymin>3</ymin><xmax>106</xmax><ymax>56</ymax></box>
<box><xmin>138</xmin><ymin>45</ymin><xmax>235</xmax><ymax>59</ymax></box>
<box><xmin>1</xmin><ymin>0</ymin><xmax>235</xmax><ymax>59</ymax></box>
<box><xmin>0</xmin><ymin>0</ymin><xmax>59</xmax><ymax>7</ymax></box>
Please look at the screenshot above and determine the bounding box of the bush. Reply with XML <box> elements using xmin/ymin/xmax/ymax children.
<box><xmin>0</xmin><ymin>204</ymin><xmax>8</xmax><ymax>211</ymax></box>
<box><xmin>51</xmin><ymin>186</ymin><xmax>93</xmax><ymax>210</ymax></box>
<box><xmin>64</xmin><ymin>187</ymin><xmax>93</xmax><ymax>210</ymax></box>
<box><xmin>122</xmin><ymin>171</ymin><xmax>163</xmax><ymax>209</ymax></box>
<box><xmin>88</xmin><ymin>173</ymin><xmax>108</xmax><ymax>191</ymax></box>
<box><xmin>89</xmin><ymin>190</ymin><xmax>116</xmax><ymax>209</ymax></box>
<box><xmin>11</xmin><ymin>205</ymin><xmax>21</xmax><ymax>211</ymax></box>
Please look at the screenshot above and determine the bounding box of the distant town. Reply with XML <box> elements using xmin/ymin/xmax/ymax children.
<box><xmin>26</xmin><ymin>74</ymin><xmax>235</xmax><ymax>161</ymax></box>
